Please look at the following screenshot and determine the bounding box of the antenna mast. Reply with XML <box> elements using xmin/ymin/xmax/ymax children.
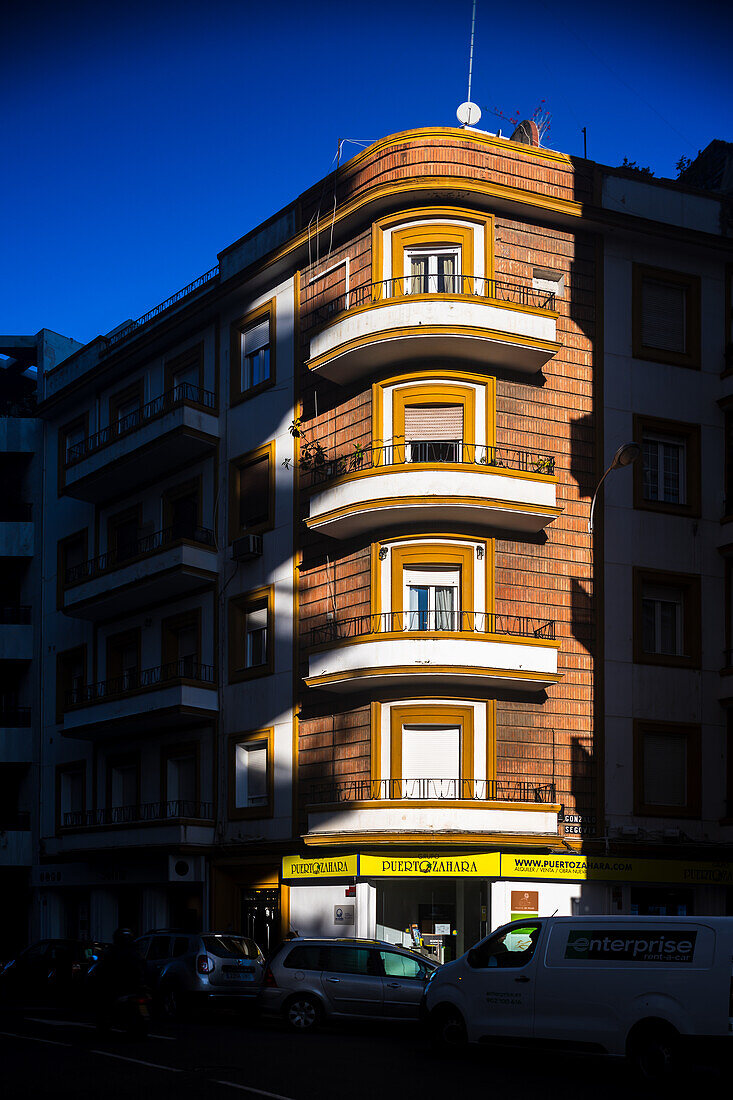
<box><xmin>457</xmin><ymin>1</ymin><xmax>481</xmax><ymax>128</ymax></box>
<box><xmin>467</xmin><ymin>0</ymin><xmax>477</xmax><ymax>103</ymax></box>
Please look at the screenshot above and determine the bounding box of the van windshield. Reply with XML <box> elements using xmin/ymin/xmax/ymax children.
<box><xmin>202</xmin><ymin>936</ymin><xmax>261</xmax><ymax>959</ymax></box>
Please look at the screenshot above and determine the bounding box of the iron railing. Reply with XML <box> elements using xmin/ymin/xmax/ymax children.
<box><xmin>65</xmin><ymin>382</ymin><xmax>216</xmax><ymax>466</ymax></box>
<box><xmin>0</xmin><ymin>606</ymin><xmax>32</xmax><ymax>625</ymax></box>
<box><xmin>307</xmin><ymin>441</ymin><xmax>555</xmax><ymax>487</ymax></box>
<box><xmin>0</xmin><ymin>502</ymin><xmax>32</xmax><ymax>522</ymax></box>
<box><xmin>62</xmin><ymin>800</ymin><xmax>214</xmax><ymax>828</ymax></box>
<box><xmin>0</xmin><ymin>811</ymin><xmax>31</xmax><ymax>830</ymax></box>
<box><xmin>307</xmin><ymin>275</ymin><xmax>556</xmax><ymax>329</ymax></box>
<box><xmin>310</xmin><ymin>778</ymin><xmax>557</xmax><ymax>804</ymax></box>
<box><xmin>65</xmin><ymin>522</ymin><xmax>215</xmax><ymax>586</ymax></box>
<box><xmin>102</xmin><ymin>266</ymin><xmax>220</xmax><ymax>351</ymax></box>
<box><xmin>309</xmin><ymin>610</ymin><xmax>555</xmax><ymax>648</ymax></box>
<box><xmin>0</xmin><ymin>707</ymin><xmax>31</xmax><ymax>727</ymax></box>
<box><xmin>65</xmin><ymin>659</ymin><xmax>216</xmax><ymax>708</ymax></box>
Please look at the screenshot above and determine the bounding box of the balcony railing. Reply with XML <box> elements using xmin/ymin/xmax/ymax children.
<box><xmin>102</xmin><ymin>265</ymin><xmax>220</xmax><ymax>352</ymax></box>
<box><xmin>0</xmin><ymin>502</ymin><xmax>32</xmax><ymax>522</ymax></box>
<box><xmin>0</xmin><ymin>706</ymin><xmax>31</xmax><ymax>727</ymax></box>
<box><xmin>65</xmin><ymin>523</ymin><xmax>215</xmax><ymax>586</ymax></box>
<box><xmin>62</xmin><ymin>800</ymin><xmax>213</xmax><ymax>828</ymax></box>
<box><xmin>310</xmin><ymin>778</ymin><xmax>557</xmax><ymax>804</ymax></box>
<box><xmin>65</xmin><ymin>659</ymin><xmax>216</xmax><ymax>708</ymax></box>
<box><xmin>0</xmin><ymin>606</ymin><xmax>32</xmax><ymax>625</ymax></box>
<box><xmin>309</xmin><ymin>610</ymin><xmax>556</xmax><ymax>648</ymax></box>
<box><xmin>65</xmin><ymin>382</ymin><xmax>216</xmax><ymax>466</ymax></box>
<box><xmin>307</xmin><ymin>442</ymin><xmax>555</xmax><ymax>488</ymax></box>
<box><xmin>307</xmin><ymin>275</ymin><xmax>556</xmax><ymax>330</ymax></box>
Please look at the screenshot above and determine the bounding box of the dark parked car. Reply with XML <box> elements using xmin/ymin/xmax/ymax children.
<box><xmin>260</xmin><ymin>938</ymin><xmax>439</xmax><ymax>1030</ymax></box>
<box><xmin>0</xmin><ymin>939</ymin><xmax>108</xmax><ymax>1005</ymax></box>
<box><xmin>135</xmin><ymin>930</ymin><xmax>265</xmax><ymax>1018</ymax></box>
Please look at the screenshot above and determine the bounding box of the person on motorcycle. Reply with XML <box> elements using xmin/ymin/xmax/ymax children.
<box><xmin>92</xmin><ymin>928</ymin><xmax>148</xmax><ymax>1033</ymax></box>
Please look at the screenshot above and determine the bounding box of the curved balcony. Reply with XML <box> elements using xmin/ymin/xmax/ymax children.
<box><xmin>62</xmin><ymin>523</ymin><xmax>217</xmax><ymax>620</ymax></box>
<box><xmin>306</xmin><ymin>443</ymin><xmax>559</xmax><ymax>537</ymax></box>
<box><xmin>304</xmin><ymin>778</ymin><xmax>560</xmax><ymax>845</ymax></box>
<box><xmin>62</xmin><ymin>659</ymin><xmax>218</xmax><ymax>739</ymax></box>
<box><xmin>305</xmin><ymin>277</ymin><xmax>560</xmax><ymax>384</ymax></box>
<box><xmin>63</xmin><ymin>383</ymin><xmax>218</xmax><ymax>502</ymax></box>
<box><xmin>306</xmin><ymin>611</ymin><xmax>560</xmax><ymax>694</ymax></box>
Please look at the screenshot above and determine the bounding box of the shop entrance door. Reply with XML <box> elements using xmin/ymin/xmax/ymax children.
<box><xmin>241</xmin><ymin>888</ymin><xmax>280</xmax><ymax>955</ymax></box>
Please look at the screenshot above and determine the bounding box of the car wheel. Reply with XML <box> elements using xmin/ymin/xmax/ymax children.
<box><xmin>628</xmin><ymin>1022</ymin><xmax>680</xmax><ymax>1080</ymax></box>
<box><xmin>431</xmin><ymin>1005</ymin><xmax>467</xmax><ymax>1047</ymax></box>
<box><xmin>285</xmin><ymin>995</ymin><xmax>321</xmax><ymax>1032</ymax></box>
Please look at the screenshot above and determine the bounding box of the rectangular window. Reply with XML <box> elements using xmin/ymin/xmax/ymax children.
<box><xmin>57</xmin><ymin>762</ymin><xmax>85</xmax><ymax>828</ymax></box>
<box><xmin>108</xmin><ymin>507</ymin><xmax>141</xmax><ymax>565</ymax></box>
<box><xmin>632</xmin><ymin>264</ymin><xmax>700</xmax><ymax>369</ymax></box>
<box><xmin>229</xmin><ymin>444</ymin><xmax>274</xmax><ymax>541</ymax></box>
<box><xmin>634</xmin><ymin>569</ymin><xmax>700</xmax><ymax>668</ymax></box>
<box><xmin>58</xmin><ymin>530</ymin><xmax>88</xmax><ymax>591</ymax></box>
<box><xmin>163</xmin><ymin>479</ymin><xmax>202</xmax><ymax>540</ymax></box>
<box><xmin>228</xmin><ymin>588</ymin><xmax>273</xmax><ymax>682</ymax></box>
<box><xmin>404</xmin><ymin>405</ymin><xmax>463</xmax><ymax>463</ymax></box>
<box><xmin>165</xmin><ymin>749</ymin><xmax>198</xmax><ymax>813</ymax></box>
<box><xmin>635</xmin><ymin>721</ymin><xmax>701</xmax><ymax>817</ymax></box>
<box><xmin>642</xmin><ymin>433</ymin><xmax>685</xmax><ymax>504</ymax></box>
<box><xmin>110</xmin><ymin>386</ymin><xmax>143</xmax><ymax>434</ymax></box>
<box><xmin>403</xmin><ymin>567</ymin><xmax>460</xmax><ymax>631</ymax></box>
<box><xmin>401</xmin><ymin>725</ymin><xmax>461</xmax><ymax>798</ymax></box>
<box><xmin>229</xmin><ymin>728</ymin><xmax>273</xmax><ymax>819</ymax></box>
<box><xmin>633</xmin><ymin>416</ymin><xmax>700</xmax><ymax>517</ymax></box>
<box><xmin>231</xmin><ymin>302</ymin><xmax>275</xmax><ymax>403</ymax></box>
<box><xmin>61</xmin><ymin>417</ymin><xmax>88</xmax><ymax>467</ymax></box>
<box><xmin>404</xmin><ymin>248</ymin><xmax>461</xmax><ymax>294</ymax></box>
<box><xmin>165</xmin><ymin>344</ymin><xmax>204</xmax><ymax>400</ymax></box>
<box><xmin>106</xmin><ymin>629</ymin><xmax>141</xmax><ymax>692</ymax></box>
<box><xmin>109</xmin><ymin>760</ymin><xmax>139</xmax><ymax>813</ymax></box>
<box><xmin>161</xmin><ymin>610</ymin><xmax>201</xmax><ymax>679</ymax></box>
<box><xmin>57</xmin><ymin>646</ymin><xmax>86</xmax><ymax>718</ymax></box>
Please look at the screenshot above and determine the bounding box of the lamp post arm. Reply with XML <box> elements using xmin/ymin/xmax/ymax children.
<box><xmin>588</xmin><ymin>464</ymin><xmax>614</xmax><ymax>535</ymax></box>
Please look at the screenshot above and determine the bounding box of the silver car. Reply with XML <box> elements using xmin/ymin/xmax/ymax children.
<box><xmin>136</xmin><ymin>930</ymin><xmax>264</xmax><ymax>1018</ymax></box>
<box><xmin>260</xmin><ymin>937</ymin><xmax>438</xmax><ymax>1030</ymax></box>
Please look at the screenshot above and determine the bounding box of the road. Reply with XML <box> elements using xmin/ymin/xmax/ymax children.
<box><xmin>0</xmin><ymin>1004</ymin><xmax>718</xmax><ymax>1099</ymax></box>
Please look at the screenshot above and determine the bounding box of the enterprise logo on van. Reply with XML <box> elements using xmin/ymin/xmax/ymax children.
<box><xmin>565</xmin><ymin>930</ymin><xmax>697</xmax><ymax>963</ymax></box>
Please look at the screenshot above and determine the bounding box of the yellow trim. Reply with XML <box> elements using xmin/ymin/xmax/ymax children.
<box><xmin>387</xmin><ymin>542</ymin><xmax>478</xmax><ymax>620</ymax></box>
<box><xmin>392</xmin><ymin>383</ymin><xmax>476</xmax><ymax>456</ymax></box>
<box><xmin>373</xmin><ymin>206</ymin><xmax>494</xmax><ymax>285</ymax></box>
<box><xmin>310</xmin><ymin>797</ymin><xmax>555</xmax><ymax>813</ymax></box>
<box><xmin>372</xmin><ymin>367</ymin><xmax>496</xmax><ymax>455</ymax></box>
<box><xmin>390</xmin><ymin>224</ymin><xmax>474</xmax><ymax>293</ymax></box>
<box><xmin>307</xmin><ymin>324</ymin><xmax>561</xmax><ymax>373</ymax></box>
<box><xmin>303</xmin><ymin>832</ymin><xmax>568</xmax><ymax>848</ymax></box>
<box><xmin>306</xmin><ymin>495</ymin><xmax>563</xmax><ymax>528</ymax></box>
<box><xmin>390</xmin><ymin>704</ymin><xmax>475</xmax><ymax>788</ymax></box>
<box><xmin>370</xmin><ymin>699</ymin><xmax>381</xmax><ymax>784</ymax></box>
<box><xmin>305</xmin><ymin>665</ymin><xmax>562</xmax><ymax>688</ymax></box>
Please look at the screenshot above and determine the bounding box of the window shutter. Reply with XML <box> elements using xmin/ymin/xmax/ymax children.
<box><xmin>403</xmin><ymin>405</ymin><xmax>463</xmax><ymax>441</ymax></box>
<box><xmin>243</xmin><ymin>319</ymin><xmax>270</xmax><ymax>355</ymax></box>
<box><xmin>401</xmin><ymin>725</ymin><xmax>460</xmax><ymax>780</ymax></box>
<box><xmin>641</xmin><ymin>280</ymin><xmax>686</xmax><ymax>352</ymax></box>
<box><xmin>643</xmin><ymin>731</ymin><xmax>687</xmax><ymax>806</ymax></box>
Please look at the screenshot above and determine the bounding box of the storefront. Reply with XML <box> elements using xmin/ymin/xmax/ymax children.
<box><xmin>282</xmin><ymin>851</ymin><xmax>733</xmax><ymax>954</ymax></box>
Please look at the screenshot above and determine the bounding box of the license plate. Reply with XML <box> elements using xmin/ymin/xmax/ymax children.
<box><xmin>228</xmin><ymin>972</ymin><xmax>254</xmax><ymax>981</ymax></box>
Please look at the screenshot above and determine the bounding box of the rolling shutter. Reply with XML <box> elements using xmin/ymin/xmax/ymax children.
<box><xmin>401</xmin><ymin>726</ymin><xmax>460</xmax><ymax>781</ymax></box>
<box><xmin>242</xmin><ymin>319</ymin><xmax>270</xmax><ymax>355</ymax></box>
<box><xmin>641</xmin><ymin>279</ymin><xmax>686</xmax><ymax>352</ymax></box>
<box><xmin>643</xmin><ymin>730</ymin><xmax>686</xmax><ymax>806</ymax></box>
<box><xmin>404</xmin><ymin>405</ymin><xmax>463</xmax><ymax>441</ymax></box>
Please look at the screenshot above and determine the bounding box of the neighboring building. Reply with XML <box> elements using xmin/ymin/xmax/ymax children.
<box><xmin>12</xmin><ymin>125</ymin><xmax>733</xmax><ymax>955</ymax></box>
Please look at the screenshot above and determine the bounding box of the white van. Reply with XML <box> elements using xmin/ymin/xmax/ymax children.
<box><xmin>424</xmin><ymin>915</ymin><xmax>733</xmax><ymax>1075</ymax></box>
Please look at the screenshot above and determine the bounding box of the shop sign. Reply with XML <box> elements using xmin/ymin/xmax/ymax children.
<box><xmin>360</xmin><ymin>853</ymin><xmax>500</xmax><ymax>877</ymax></box>
<box><xmin>502</xmin><ymin>854</ymin><xmax>733</xmax><ymax>885</ymax></box>
<box><xmin>282</xmin><ymin>855</ymin><xmax>357</xmax><ymax>879</ymax></box>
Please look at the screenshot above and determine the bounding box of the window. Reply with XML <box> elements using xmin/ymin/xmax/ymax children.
<box><xmin>109</xmin><ymin>383</ymin><xmax>143</xmax><ymax>434</ymax></box>
<box><xmin>109</xmin><ymin>760</ymin><xmax>138</xmax><ymax>810</ymax></box>
<box><xmin>61</xmin><ymin>417</ymin><xmax>88</xmax><ymax>467</ymax></box>
<box><xmin>633</xmin><ymin>416</ymin><xmax>700</xmax><ymax>517</ymax></box>
<box><xmin>228</xmin><ymin>588</ymin><xmax>273</xmax><ymax>682</ymax></box>
<box><xmin>58</xmin><ymin>530</ymin><xmax>88</xmax><ymax>593</ymax></box>
<box><xmin>106</xmin><ymin>629</ymin><xmax>140</xmax><ymax>692</ymax></box>
<box><xmin>634</xmin><ymin>721</ymin><xmax>701</xmax><ymax>817</ymax></box>
<box><xmin>165</xmin><ymin>748</ymin><xmax>198</xmax><ymax>813</ymax></box>
<box><xmin>388</xmin><ymin>704</ymin><xmax>475</xmax><ymax>799</ymax></box>
<box><xmin>632</xmin><ymin>264</ymin><xmax>700</xmax><ymax>369</ymax></box>
<box><xmin>404</xmin><ymin>247</ymin><xmax>461</xmax><ymax>294</ymax></box>
<box><xmin>634</xmin><ymin>569</ymin><xmax>701</xmax><ymax>668</ymax></box>
<box><xmin>403</xmin><ymin>567</ymin><xmax>460</xmax><ymax>631</ymax></box>
<box><xmin>229</xmin><ymin>729</ymin><xmax>273</xmax><ymax>819</ymax></box>
<box><xmin>147</xmin><ymin>936</ymin><xmax>171</xmax><ymax>961</ymax></box>
<box><xmin>56</xmin><ymin>762</ymin><xmax>85</xmax><ymax>829</ymax></box>
<box><xmin>284</xmin><ymin>945</ymin><xmax>322</xmax><ymax>970</ymax></box>
<box><xmin>322</xmin><ymin>946</ymin><xmax>377</xmax><ymax>976</ymax></box>
<box><xmin>231</xmin><ymin>301</ymin><xmax>275</xmax><ymax>403</ymax></box>
<box><xmin>165</xmin><ymin>344</ymin><xmax>204</xmax><ymax>400</ymax></box>
<box><xmin>403</xmin><ymin>405</ymin><xmax>463</xmax><ymax>463</ymax></box>
<box><xmin>378</xmin><ymin>951</ymin><xmax>427</xmax><ymax>979</ymax></box>
<box><xmin>467</xmin><ymin>924</ymin><xmax>542</xmax><ymax>969</ymax></box>
<box><xmin>57</xmin><ymin>646</ymin><xmax>86</xmax><ymax>718</ymax></box>
<box><xmin>229</xmin><ymin>445</ymin><xmax>274</xmax><ymax>540</ymax></box>
<box><xmin>163</xmin><ymin>480</ymin><xmax>201</xmax><ymax>540</ymax></box>
<box><xmin>108</xmin><ymin>507</ymin><xmax>141</xmax><ymax>565</ymax></box>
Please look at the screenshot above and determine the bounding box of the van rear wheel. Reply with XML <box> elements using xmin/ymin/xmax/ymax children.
<box><xmin>431</xmin><ymin>1005</ymin><xmax>467</xmax><ymax>1047</ymax></box>
<box><xmin>628</xmin><ymin>1022</ymin><xmax>680</xmax><ymax>1080</ymax></box>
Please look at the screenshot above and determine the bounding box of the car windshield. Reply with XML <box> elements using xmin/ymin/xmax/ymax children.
<box><xmin>202</xmin><ymin>936</ymin><xmax>261</xmax><ymax>959</ymax></box>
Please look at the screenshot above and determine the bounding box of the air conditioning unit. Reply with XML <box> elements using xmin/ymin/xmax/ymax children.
<box><xmin>168</xmin><ymin>855</ymin><xmax>205</xmax><ymax>883</ymax></box>
<box><xmin>232</xmin><ymin>533</ymin><xmax>263</xmax><ymax>562</ymax></box>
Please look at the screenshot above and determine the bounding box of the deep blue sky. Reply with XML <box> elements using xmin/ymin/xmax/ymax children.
<box><xmin>2</xmin><ymin>0</ymin><xmax>730</xmax><ymax>347</ymax></box>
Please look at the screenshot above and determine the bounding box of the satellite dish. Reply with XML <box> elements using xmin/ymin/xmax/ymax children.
<box><xmin>456</xmin><ymin>101</ymin><xmax>482</xmax><ymax>126</ymax></box>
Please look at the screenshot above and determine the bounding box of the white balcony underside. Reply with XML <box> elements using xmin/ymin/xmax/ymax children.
<box><xmin>0</xmin><ymin>625</ymin><xmax>32</xmax><ymax>662</ymax></box>
<box><xmin>63</xmin><ymin>544</ymin><xmax>218</xmax><ymax>619</ymax></box>
<box><xmin>63</xmin><ymin>684</ymin><xmax>218</xmax><ymax>738</ymax></box>
<box><xmin>0</xmin><ymin>522</ymin><xmax>34</xmax><ymax>557</ymax></box>
<box><xmin>64</xmin><ymin>405</ymin><xmax>218</xmax><ymax>501</ymax></box>
<box><xmin>308</xmin><ymin>467</ymin><xmax>559</xmax><ymax>538</ymax></box>
<box><xmin>308</xmin><ymin>298</ymin><xmax>559</xmax><ymax>383</ymax></box>
<box><xmin>307</xmin><ymin>805</ymin><xmax>559</xmax><ymax>838</ymax></box>
<box><xmin>306</xmin><ymin>636</ymin><xmax>559</xmax><ymax>693</ymax></box>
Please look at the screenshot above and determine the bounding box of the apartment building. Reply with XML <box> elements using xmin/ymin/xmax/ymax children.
<box><xmin>18</xmin><ymin>126</ymin><xmax>733</xmax><ymax>954</ymax></box>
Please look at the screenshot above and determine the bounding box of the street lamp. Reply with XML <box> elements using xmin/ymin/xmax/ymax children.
<box><xmin>588</xmin><ymin>442</ymin><xmax>640</xmax><ymax>535</ymax></box>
